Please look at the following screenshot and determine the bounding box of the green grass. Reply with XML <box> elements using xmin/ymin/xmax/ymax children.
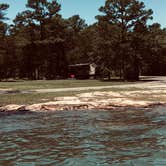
<box><xmin>0</xmin><ymin>80</ymin><xmax>128</xmax><ymax>91</ymax></box>
<box><xmin>0</xmin><ymin>91</ymin><xmax>80</xmax><ymax>106</ymax></box>
<box><xmin>0</xmin><ymin>87</ymin><xmax>144</xmax><ymax>106</ymax></box>
<box><xmin>0</xmin><ymin>88</ymin><xmax>125</xmax><ymax>106</ymax></box>
<box><xmin>0</xmin><ymin>80</ymin><xmax>136</xmax><ymax>106</ymax></box>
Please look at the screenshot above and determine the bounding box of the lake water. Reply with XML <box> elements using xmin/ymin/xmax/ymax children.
<box><xmin>0</xmin><ymin>106</ymin><xmax>166</xmax><ymax>166</ymax></box>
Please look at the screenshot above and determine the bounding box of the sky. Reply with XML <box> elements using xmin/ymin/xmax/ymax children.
<box><xmin>0</xmin><ymin>0</ymin><xmax>166</xmax><ymax>28</ymax></box>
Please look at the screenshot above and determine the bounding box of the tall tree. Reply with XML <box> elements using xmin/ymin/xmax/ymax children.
<box><xmin>97</xmin><ymin>0</ymin><xmax>153</xmax><ymax>80</ymax></box>
<box><xmin>142</xmin><ymin>23</ymin><xmax>166</xmax><ymax>75</ymax></box>
<box><xmin>26</xmin><ymin>0</ymin><xmax>61</xmax><ymax>40</ymax></box>
<box><xmin>66</xmin><ymin>15</ymin><xmax>88</xmax><ymax>64</ymax></box>
<box><xmin>0</xmin><ymin>3</ymin><xmax>9</xmax><ymax>21</ymax></box>
<box><xmin>11</xmin><ymin>0</ymin><xmax>68</xmax><ymax>79</ymax></box>
<box><xmin>0</xmin><ymin>3</ymin><xmax>9</xmax><ymax>38</ymax></box>
<box><xmin>0</xmin><ymin>3</ymin><xmax>9</xmax><ymax>79</ymax></box>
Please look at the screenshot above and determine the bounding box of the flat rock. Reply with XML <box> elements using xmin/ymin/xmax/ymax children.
<box><xmin>1</xmin><ymin>89</ymin><xmax>166</xmax><ymax>112</ymax></box>
<box><xmin>0</xmin><ymin>104</ymin><xmax>25</xmax><ymax>112</ymax></box>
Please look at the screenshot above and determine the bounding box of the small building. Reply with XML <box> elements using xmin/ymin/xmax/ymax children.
<box><xmin>68</xmin><ymin>63</ymin><xmax>97</xmax><ymax>79</ymax></box>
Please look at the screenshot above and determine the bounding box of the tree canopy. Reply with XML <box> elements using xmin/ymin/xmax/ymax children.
<box><xmin>0</xmin><ymin>0</ymin><xmax>165</xmax><ymax>80</ymax></box>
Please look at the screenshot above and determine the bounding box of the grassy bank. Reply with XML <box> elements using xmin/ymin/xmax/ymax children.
<box><xmin>0</xmin><ymin>91</ymin><xmax>79</xmax><ymax>106</ymax></box>
<box><xmin>0</xmin><ymin>78</ymin><xmax>166</xmax><ymax>108</ymax></box>
<box><xmin>0</xmin><ymin>80</ymin><xmax>132</xmax><ymax>106</ymax></box>
<box><xmin>0</xmin><ymin>80</ymin><xmax>127</xmax><ymax>91</ymax></box>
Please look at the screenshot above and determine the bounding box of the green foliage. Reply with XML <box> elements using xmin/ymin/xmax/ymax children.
<box><xmin>0</xmin><ymin>3</ymin><xmax>9</xmax><ymax>21</ymax></box>
<box><xmin>96</xmin><ymin>0</ymin><xmax>153</xmax><ymax>80</ymax></box>
<box><xmin>0</xmin><ymin>0</ymin><xmax>165</xmax><ymax>80</ymax></box>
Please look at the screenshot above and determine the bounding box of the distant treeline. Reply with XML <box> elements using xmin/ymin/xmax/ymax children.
<box><xmin>0</xmin><ymin>0</ymin><xmax>166</xmax><ymax>80</ymax></box>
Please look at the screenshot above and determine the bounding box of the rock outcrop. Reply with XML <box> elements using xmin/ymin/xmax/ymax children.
<box><xmin>0</xmin><ymin>90</ymin><xmax>165</xmax><ymax>113</ymax></box>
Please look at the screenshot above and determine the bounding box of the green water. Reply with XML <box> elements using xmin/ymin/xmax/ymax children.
<box><xmin>0</xmin><ymin>106</ymin><xmax>166</xmax><ymax>166</ymax></box>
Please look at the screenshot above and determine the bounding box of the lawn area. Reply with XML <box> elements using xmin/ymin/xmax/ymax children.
<box><xmin>0</xmin><ymin>80</ymin><xmax>130</xmax><ymax>106</ymax></box>
<box><xmin>0</xmin><ymin>80</ymin><xmax>127</xmax><ymax>91</ymax></box>
<box><xmin>0</xmin><ymin>91</ymin><xmax>80</xmax><ymax>106</ymax></box>
<box><xmin>0</xmin><ymin>78</ymin><xmax>165</xmax><ymax>107</ymax></box>
<box><xmin>0</xmin><ymin>88</ymin><xmax>126</xmax><ymax>106</ymax></box>
<box><xmin>0</xmin><ymin>80</ymin><xmax>135</xmax><ymax>106</ymax></box>
<box><xmin>0</xmin><ymin>87</ymin><xmax>139</xmax><ymax>106</ymax></box>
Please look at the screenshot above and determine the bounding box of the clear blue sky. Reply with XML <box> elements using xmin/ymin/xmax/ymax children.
<box><xmin>0</xmin><ymin>0</ymin><xmax>166</xmax><ymax>27</ymax></box>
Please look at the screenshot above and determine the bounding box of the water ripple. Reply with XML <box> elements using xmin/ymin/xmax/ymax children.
<box><xmin>0</xmin><ymin>107</ymin><xmax>166</xmax><ymax>165</ymax></box>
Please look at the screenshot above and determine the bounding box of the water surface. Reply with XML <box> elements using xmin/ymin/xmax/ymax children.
<box><xmin>0</xmin><ymin>106</ymin><xmax>166</xmax><ymax>166</ymax></box>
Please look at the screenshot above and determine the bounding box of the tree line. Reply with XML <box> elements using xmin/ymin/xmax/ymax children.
<box><xmin>0</xmin><ymin>0</ymin><xmax>166</xmax><ymax>80</ymax></box>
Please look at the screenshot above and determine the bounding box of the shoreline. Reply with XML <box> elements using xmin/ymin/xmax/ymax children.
<box><xmin>0</xmin><ymin>90</ymin><xmax>166</xmax><ymax>113</ymax></box>
<box><xmin>1</xmin><ymin>76</ymin><xmax>166</xmax><ymax>113</ymax></box>
<box><xmin>0</xmin><ymin>102</ymin><xmax>165</xmax><ymax>114</ymax></box>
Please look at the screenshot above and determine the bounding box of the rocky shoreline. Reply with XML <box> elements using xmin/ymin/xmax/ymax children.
<box><xmin>1</xmin><ymin>90</ymin><xmax>166</xmax><ymax>113</ymax></box>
